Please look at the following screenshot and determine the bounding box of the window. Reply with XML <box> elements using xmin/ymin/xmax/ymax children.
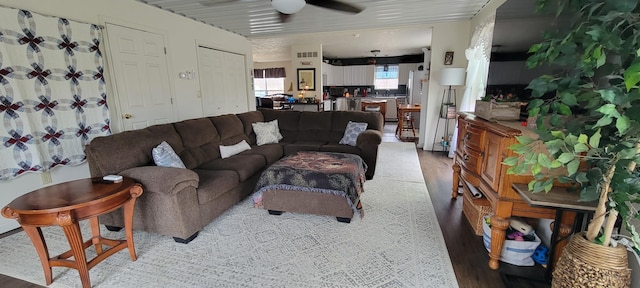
<box><xmin>374</xmin><ymin>64</ymin><xmax>399</xmax><ymax>90</ymax></box>
<box><xmin>254</xmin><ymin>77</ymin><xmax>284</xmax><ymax>97</ymax></box>
<box><xmin>254</xmin><ymin>68</ymin><xmax>285</xmax><ymax>97</ymax></box>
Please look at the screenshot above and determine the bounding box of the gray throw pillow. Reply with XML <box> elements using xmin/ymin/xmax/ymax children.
<box><xmin>152</xmin><ymin>141</ymin><xmax>186</xmax><ymax>168</ymax></box>
<box><xmin>252</xmin><ymin>120</ymin><xmax>282</xmax><ymax>146</ymax></box>
<box><xmin>339</xmin><ymin>121</ymin><xmax>368</xmax><ymax>146</ymax></box>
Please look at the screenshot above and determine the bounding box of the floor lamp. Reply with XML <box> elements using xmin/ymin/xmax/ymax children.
<box><xmin>433</xmin><ymin>68</ymin><xmax>465</xmax><ymax>152</ymax></box>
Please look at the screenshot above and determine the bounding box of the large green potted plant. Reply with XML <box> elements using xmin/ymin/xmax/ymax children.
<box><xmin>503</xmin><ymin>0</ymin><xmax>640</xmax><ymax>286</ymax></box>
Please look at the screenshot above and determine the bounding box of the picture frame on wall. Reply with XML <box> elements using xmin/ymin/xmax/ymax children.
<box><xmin>444</xmin><ymin>51</ymin><xmax>454</xmax><ymax>65</ymax></box>
<box><xmin>297</xmin><ymin>68</ymin><xmax>315</xmax><ymax>90</ymax></box>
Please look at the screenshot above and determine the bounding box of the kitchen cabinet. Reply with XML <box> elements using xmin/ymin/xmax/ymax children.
<box><xmin>322</xmin><ymin>64</ymin><xmax>374</xmax><ymax>86</ymax></box>
<box><xmin>451</xmin><ymin>112</ymin><xmax>576</xmax><ymax>271</ymax></box>
<box><xmin>333</xmin><ymin>66</ymin><xmax>344</xmax><ymax>86</ymax></box>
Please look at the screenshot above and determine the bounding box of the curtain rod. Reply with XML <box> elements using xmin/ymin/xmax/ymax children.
<box><xmin>0</xmin><ymin>4</ymin><xmax>105</xmax><ymax>29</ymax></box>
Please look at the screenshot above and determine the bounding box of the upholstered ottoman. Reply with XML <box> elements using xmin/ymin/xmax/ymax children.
<box><xmin>253</xmin><ymin>151</ymin><xmax>366</xmax><ymax>223</ymax></box>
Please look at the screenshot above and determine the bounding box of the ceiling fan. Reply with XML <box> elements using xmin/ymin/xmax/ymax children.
<box><xmin>200</xmin><ymin>0</ymin><xmax>364</xmax><ymax>22</ymax></box>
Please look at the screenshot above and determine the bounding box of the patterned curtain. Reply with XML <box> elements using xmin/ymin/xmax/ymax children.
<box><xmin>0</xmin><ymin>7</ymin><xmax>110</xmax><ymax>181</ymax></box>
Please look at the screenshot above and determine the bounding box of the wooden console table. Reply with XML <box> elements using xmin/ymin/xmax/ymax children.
<box><xmin>451</xmin><ymin>112</ymin><xmax>576</xmax><ymax>270</ymax></box>
<box><xmin>1</xmin><ymin>177</ymin><xmax>143</xmax><ymax>288</ymax></box>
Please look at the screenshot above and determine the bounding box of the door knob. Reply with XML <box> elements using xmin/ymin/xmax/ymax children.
<box><xmin>123</xmin><ymin>113</ymin><xmax>133</xmax><ymax>119</ymax></box>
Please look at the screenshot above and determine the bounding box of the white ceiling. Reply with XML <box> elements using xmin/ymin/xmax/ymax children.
<box><xmin>138</xmin><ymin>0</ymin><xmax>545</xmax><ymax>62</ymax></box>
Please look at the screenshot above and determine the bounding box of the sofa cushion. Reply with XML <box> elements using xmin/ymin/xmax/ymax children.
<box><xmin>260</xmin><ymin>109</ymin><xmax>300</xmax><ymax>142</ymax></box>
<box><xmin>174</xmin><ymin>118</ymin><xmax>221</xmax><ymax>169</ymax></box>
<box><xmin>297</xmin><ymin>112</ymin><xmax>332</xmax><ymax>142</ymax></box>
<box><xmin>152</xmin><ymin>141</ymin><xmax>186</xmax><ymax>168</ymax></box>
<box><xmin>320</xmin><ymin>143</ymin><xmax>362</xmax><ymax>155</ymax></box>
<box><xmin>339</xmin><ymin>121</ymin><xmax>368</xmax><ymax>146</ymax></box>
<box><xmin>198</xmin><ymin>154</ymin><xmax>266</xmax><ymax>181</ymax></box>
<box><xmin>193</xmin><ymin>169</ymin><xmax>240</xmax><ymax>204</ymax></box>
<box><xmin>283</xmin><ymin>142</ymin><xmax>324</xmax><ymax>155</ymax></box>
<box><xmin>244</xmin><ymin>143</ymin><xmax>284</xmax><ymax>165</ymax></box>
<box><xmin>209</xmin><ymin>114</ymin><xmax>251</xmax><ymax>146</ymax></box>
<box><xmin>236</xmin><ymin>111</ymin><xmax>265</xmax><ymax>145</ymax></box>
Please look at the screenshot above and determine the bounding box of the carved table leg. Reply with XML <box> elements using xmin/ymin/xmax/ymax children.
<box><xmin>451</xmin><ymin>162</ymin><xmax>461</xmax><ymax>199</ymax></box>
<box><xmin>22</xmin><ymin>226</ymin><xmax>53</xmax><ymax>285</ymax></box>
<box><xmin>488</xmin><ymin>215</ymin><xmax>510</xmax><ymax>270</ymax></box>
<box><xmin>58</xmin><ymin>211</ymin><xmax>91</xmax><ymax>288</ymax></box>
<box><xmin>124</xmin><ymin>184</ymin><xmax>143</xmax><ymax>261</ymax></box>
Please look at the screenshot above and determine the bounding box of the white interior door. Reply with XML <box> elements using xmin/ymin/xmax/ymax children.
<box><xmin>106</xmin><ymin>24</ymin><xmax>174</xmax><ymax>130</ymax></box>
<box><xmin>197</xmin><ymin>46</ymin><xmax>248</xmax><ymax>116</ymax></box>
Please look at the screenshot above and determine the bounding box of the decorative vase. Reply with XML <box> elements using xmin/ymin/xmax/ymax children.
<box><xmin>552</xmin><ymin>232</ymin><xmax>631</xmax><ymax>288</ymax></box>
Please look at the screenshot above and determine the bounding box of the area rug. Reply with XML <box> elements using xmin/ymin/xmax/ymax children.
<box><xmin>0</xmin><ymin>142</ymin><xmax>458</xmax><ymax>288</ymax></box>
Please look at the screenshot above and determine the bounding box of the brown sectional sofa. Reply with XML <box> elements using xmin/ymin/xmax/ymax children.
<box><xmin>85</xmin><ymin>109</ymin><xmax>383</xmax><ymax>243</ymax></box>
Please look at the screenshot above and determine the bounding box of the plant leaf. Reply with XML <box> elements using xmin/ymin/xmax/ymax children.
<box><xmin>574</xmin><ymin>142</ymin><xmax>589</xmax><ymax>153</ymax></box>
<box><xmin>616</xmin><ymin>116</ymin><xmax>630</xmax><ymax>134</ymax></box>
<box><xmin>567</xmin><ymin>158</ymin><xmax>580</xmax><ymax>176</ymax></box>
<box><xmin>589</xmin><ymin>129</ymin><xmax>601</xmax><ymax>148</ymax></box>
<box><xmin>502</xmin><ymin>156</ymin><xmax>519</xmax><ymax>166</ymax></box>
<box><xmin>558</xmin><ymin>152</ymin><xmax>574</xmax><ymax>164</ymax></box>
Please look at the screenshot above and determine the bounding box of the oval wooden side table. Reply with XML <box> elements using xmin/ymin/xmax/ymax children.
<box><xmin>1</xmin><ymin>177</ymin><xmax>143</xmax><ymax>288</ymax></box>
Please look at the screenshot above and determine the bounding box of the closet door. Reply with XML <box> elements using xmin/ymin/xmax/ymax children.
<box><xmin>197</xmin><ymin>46</ymin><xmax>248</xmax><ymax>116</ymax></box>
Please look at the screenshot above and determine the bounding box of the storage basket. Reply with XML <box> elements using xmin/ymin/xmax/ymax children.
<box><xmin>482</xmin><ymin>215</ymin><xmax>541</xmax><ymax>266</ymax></box>
<box><xmin>475</xmin><ymin>100</ymin><xmax>521</xmax><ymax>121</ymax></box>
<box><xmin>462</xmin><ymin>186</ymin><xmax>491</xmax><ymax>236</ymax></box>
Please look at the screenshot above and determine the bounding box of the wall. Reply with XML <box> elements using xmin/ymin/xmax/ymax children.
<box><xmin>419</xmin><ymin>21</ymin><xmax>471</xmax><ymax>150</ymax></box>
<box><xmin>0</xmin><ymin>0</ymin><xmax>253</xmax><ymax>233</ymax></box>
<box><xmin>253</xmin><ymin>61</ymin><xmax>294</xmax><ymax>96</ymax></box>
<box><xmin>291</xmin><ymin>43</ymin><xmax>323</xmax><ymax>100</ymax></box>
<box><xmin>418</xmin><ymin>0</ymin><xmax>508</xmax><ymax>150</ymax></box>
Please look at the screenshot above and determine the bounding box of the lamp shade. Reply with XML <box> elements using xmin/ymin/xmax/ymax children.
<box><xmin>272</xmin><ymin>0</ymin><xmax>306</xmax><ymax>14</ymax></box>
<box><xmin>440</xmin><ymin>68</ymin><xmax>466</xmax><ymax>86</ymax></box>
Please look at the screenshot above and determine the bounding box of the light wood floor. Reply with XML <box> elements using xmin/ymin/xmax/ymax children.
<box><xmin>0</xmin><ymin>122</ymin><xmax>548</xmax><ymax>288</ymax></box>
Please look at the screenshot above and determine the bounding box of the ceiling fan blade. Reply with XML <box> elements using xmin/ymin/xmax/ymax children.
<box><xmin>306</xmin><ymin>0</ymin><xmax>364</xmax><ymax>14</ymax></box>
<box><xmin>279</xmin><ymin>12</ymin><xmax>294</xmax><ymax>23</ymax></box>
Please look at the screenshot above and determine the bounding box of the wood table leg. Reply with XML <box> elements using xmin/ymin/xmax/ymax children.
<box><xmin>124</xmin><ymin>184</ymin><xmax>143</xmax><ymax>261</ymax></box>
<box><xmin>89</xmin><ymin>217</ymin><xmax>103</xmax><ymax>254</ymax></box>
<box><xmin>488</xmin><ymin>215</ymin><xmax>510</xmax><ymax>270</ymax></box>
<box><xmin>22</xmin><ymin>226</ymin><xmax>53</xmax><ymax>285</ymax></box>
<box><xmin>451</xmin><ymin>162</ymin><xmax>461</xmax><ymax>199</ymax></box>
<box><xmin>58</xmin><ymin>211</ymin><xmax>91</xmax><ymax>288</ymax></box>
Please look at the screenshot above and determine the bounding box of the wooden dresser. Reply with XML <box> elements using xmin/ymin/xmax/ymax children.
<box><xmin>451</xmin><ymin>112</ymin><xmax>575</xmax><ymax>270</ymax></box>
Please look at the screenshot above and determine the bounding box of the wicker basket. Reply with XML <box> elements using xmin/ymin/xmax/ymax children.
<box><xmin>462</xmin><ymin>186</ymin><xmax>491</xmax><ymax>236</ymax></box>
<box><xmin>552</xmin><ymin>232</ymin><xmax>631</xmax><ymax>288</ymax></box>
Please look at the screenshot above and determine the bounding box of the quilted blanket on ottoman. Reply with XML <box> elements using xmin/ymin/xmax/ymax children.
<box><xmin>253</xmin><ymin>151</ymin><xmax>367</xmax><ymax>211</ymax></box>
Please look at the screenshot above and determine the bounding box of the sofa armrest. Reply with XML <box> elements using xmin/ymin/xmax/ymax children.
<box><xmin>119</xmin><ymin>166</ymin><xmax>199</xmax><ymax>195</ymax></box>
<box><xmin>356</xmin><ymin>129</ymin><xmax>382</xmax><ymax>148</ymax></box>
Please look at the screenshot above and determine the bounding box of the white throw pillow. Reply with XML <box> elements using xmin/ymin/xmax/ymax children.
<box><xmin>252</xmin><ymin>120</ymin><xmax>283</xmax><ymax>146</ymax></box>
<box><xmin>152</xmin><ymin>141</ymin><xmax>186</xmax><ymax>168</ymax></box>
<box><xmin>220</xmin><ymin>140</ymin><xmax>251</xmax><ymax>159</ymax></box>
<box><xmin>339</xmin><ymin>121</ymin><xmax>368</xmax><ymax>146</ymax></box>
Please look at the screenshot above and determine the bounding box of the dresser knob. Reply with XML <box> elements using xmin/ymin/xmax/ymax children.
<box><xmin>463</xmin><ymin>154</ymin><xmax>470</xmax><ymax>161</ymax></box>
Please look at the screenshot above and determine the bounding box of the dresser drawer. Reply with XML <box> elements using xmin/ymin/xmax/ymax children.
<box><xmin>463</xmin><ymin>125</ymin><xmax>485</xmax><ymax>151</ymax></box>
<box><xmin>460</xmin><ymin>146</ymin><xmax>483</xmax><ymax>175</ymax></box>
